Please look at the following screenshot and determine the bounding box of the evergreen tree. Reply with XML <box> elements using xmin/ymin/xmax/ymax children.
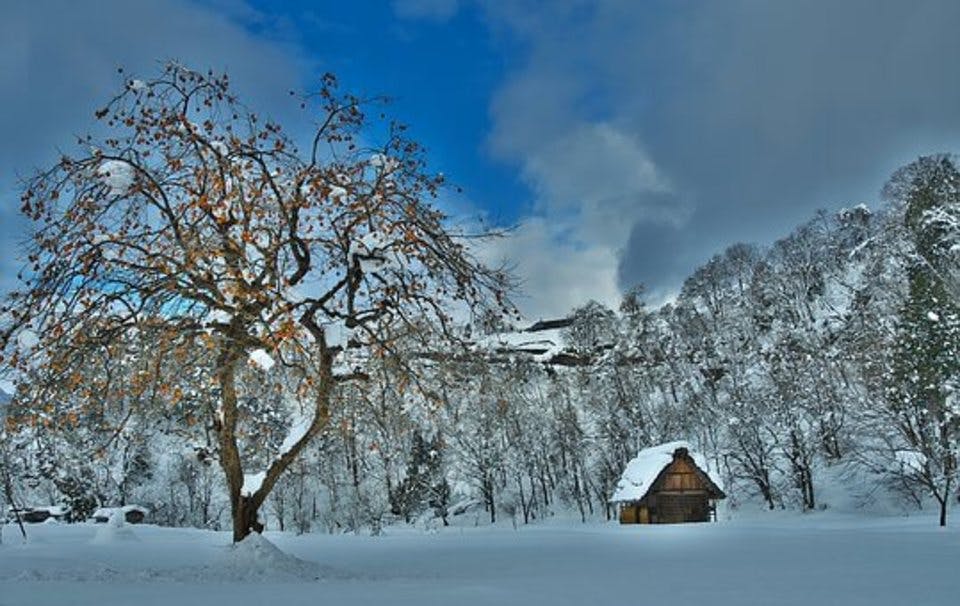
<box><xmin>885</xmin><ymin>155</ymin><xmax>960</xmax><ymax>526</ymax></box>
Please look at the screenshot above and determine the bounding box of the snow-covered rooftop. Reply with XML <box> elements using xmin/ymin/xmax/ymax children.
<box><xmin>10</xmin><ymin>505</ymin><xmax>71</xmax><ymax>517</ymax></box>
<box><xmin>610</xmin><ymin>441</ymin><xmax>722</xmax><ymax>503</ymax></box>
<box><xmin>92</xmin><ymin>505</ymin><xmax>149</xmax><ymax>519</ymax></box>
<box><xmin>474</xmin><ymin>318</ymin><xmax>572</xmax><ymax>363</ymax></box>
<box><xmin>479</xmin><ymin>328</ymin><xmax>561</xmax><ymax>350</ymax></box>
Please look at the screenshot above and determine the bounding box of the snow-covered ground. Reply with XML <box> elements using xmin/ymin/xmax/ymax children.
<box><xmin>0</xmin><ymin>513</ymin><xmax>956</xmax><ymax>605</ymax></box>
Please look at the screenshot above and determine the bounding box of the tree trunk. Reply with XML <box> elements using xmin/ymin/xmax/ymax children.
<box><xmin>804</xmin><ymin>469</ymin><xmax>815</xmax><ymax>511</ymax></box>
<box><xmin>516</xmin><ymin>474</ymin><xmax>529</xmax><ymax>525</ymax></box>
<box><xmin>217</xmin><ymin>330</ymin><xmax>335</xmax><ymax>542</ymax></box>
<box><xmin>233</xmin><ymin>495</ymin><xmax>265</xmax><ymax>541</ymax></box>
<box><xmin>482</xmin><ymin>473</ymin><xmax>496</xmax><ymax>524</ymax></box>
<box><xmin>2</xmin><ymin>467</ymin><xmax>27</xmax><ymax>543</ymax></box>
<box><xmin>538</xmin><ymin>468</ymin><xmax>550</xmax><ymax>508</ymax></box>
<box><xmin>757</xmin><ymin>473</ymin><xmax>776</xmax><ymax>510</ymax></box>
<box><xmin>215</xmin><ymin>346</ymin><xmax>253</xmax><ymax>542</ymax></box>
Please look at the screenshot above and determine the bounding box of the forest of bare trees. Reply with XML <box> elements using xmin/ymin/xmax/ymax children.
<box><xmin>1</xmin><ymin>66</ymin><xmax>959</xmax><ymax>535</ymax></box>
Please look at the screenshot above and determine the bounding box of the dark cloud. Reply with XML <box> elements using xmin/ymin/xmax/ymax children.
<box><xmin>615</xmin><ymin>193</ymin><xmax>703</xmax><ymax>299</ymax></box>
<box><xmin>0</xmin><ymin>0</ymin><xmax>307</xmax><ymax>290</ymax></box>
<box><xmin>7</xmin><ymin>1</ymin><xmax>960</xmax><ymax>315</ymax></box>
<box><xmin>484</xmin><ymin>0</ymin><xmax>960</xmax><ymax>300</ymax></box>
<box><xmin>617</xmin><ymin>0</ymin><xmax>960</xmax><ymax>292</ymax></box>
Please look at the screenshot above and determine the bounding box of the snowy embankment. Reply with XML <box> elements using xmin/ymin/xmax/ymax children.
<box><xmin>0</xmin><ymin>513</ymin><xmax>957</xmax><ymax>606</ymax></box>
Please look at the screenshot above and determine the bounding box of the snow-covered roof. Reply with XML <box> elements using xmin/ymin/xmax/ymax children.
<box><xmin>479</xmin><ymin>328</ymin><xmax>562</xmax><ymax>352</ymax></box>
<box><xmin>610</xmin><ymin>441</ymin><xmax>722</xmax><ymax>503</ymax></box>
<box><xmin>92</xmin><ymin>505</ymin><xmax>149</xmax><ymax>519</ymax></box>
<box><xmin>12</xmin><ymin>505</ymin><xmax>71</xmax><ymax>516</ymax></box>
<box><xmin>474</xmin><ymin>319</ymin><xmax>570</xmax><ymax>363</ymax></box>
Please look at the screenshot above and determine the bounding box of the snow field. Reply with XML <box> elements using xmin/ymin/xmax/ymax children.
<box><xmin>0</xmin><ymin>513</ymin><xmax>956</xmax><ymax>606</ymax></box>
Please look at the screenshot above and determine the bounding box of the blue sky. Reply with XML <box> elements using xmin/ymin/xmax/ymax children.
<box><xmin>3</xmin><ymin>1</ymin><xmax>960</xmax><ymax>317</ymax></box>
<box><xmin>235</xmin><ymin>0</ymin><xmax>531</xmax><ymax>222</ymax></box>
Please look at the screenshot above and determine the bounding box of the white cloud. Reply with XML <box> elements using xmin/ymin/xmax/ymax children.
<box><xmin>477</xmin><ymin>217</ymin><xmax>622</xmax><ymax>319</ymax></box>
<box><xmin>475</xmin><ymin>3</ymin><xmax>689</xmax><ymax>318</ymax></box>
<box><xmin>474</xmin><ymin>0</ymin><xmax>960</xmax><ymax>309</ymax></box>
<box><xmin>521</xmin><ymin>122</ymin><xmax>677</xmax><ymax>244</ymax></box>
<box><xmin>478</xmin><ymin>119</ymin><xmax>681</xmax><ymax>318</ymax></box>
<box><xmin>524</xmin><ymin>123</ymin><xmax>663</xmax><ymax>209</ymax></box>
<box><xmin>484</xmin><ymin>0</ymin><xmax>960</xmax><ymax>300</ymax></box>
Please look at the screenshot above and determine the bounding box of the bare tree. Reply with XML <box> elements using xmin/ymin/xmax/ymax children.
<box><xmin>1</xmin><ymin>63</ymin><xmax>512</xmax><ymax>542</ymax></box>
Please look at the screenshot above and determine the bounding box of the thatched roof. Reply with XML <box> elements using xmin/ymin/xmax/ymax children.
<box><xmin>610</xmin><ymin>441</ymin><xmax>725</xmax><ymax>503</ymax></box>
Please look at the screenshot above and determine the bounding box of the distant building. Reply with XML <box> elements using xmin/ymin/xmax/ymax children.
<box><xmin>611</xmin><ymin>441</ymin><xmax>725</xmax><ymax>524</ymax></box>
<box><xmin>7</xmin><ymin>505</ymin><xmax>71</xmax><ymax>524</ymax></box>
<box><xmin>92</xmin><ymin>505</ymin><xmax>149</xmax><ymax>524</ymax></box>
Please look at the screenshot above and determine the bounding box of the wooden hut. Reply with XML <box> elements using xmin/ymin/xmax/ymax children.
<box><xmin>611</xmin><ymin>441</ymin><xmax>725</xmax><ymax>524</ymax></box>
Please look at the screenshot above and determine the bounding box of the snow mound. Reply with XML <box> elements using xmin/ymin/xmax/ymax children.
<box><xmin>1</xmin><ymin>527</ymin><xmax>352</xmax><ymax>585</ymax></box>
<box><xmin>214</xmin><ymin>533</ymin><xmax>327</xmax><ymax>582</ymax></box>
<box><xmin>91</xmin><ymin>512</ymin><xmax>140</xmax><ymax>545</ymax></box>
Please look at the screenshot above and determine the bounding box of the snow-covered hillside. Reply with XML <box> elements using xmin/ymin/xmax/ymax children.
<box><xmin>4</xmin><ymin>159</ymin><xmax>960</xmax><ymax>538</ymax></box>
